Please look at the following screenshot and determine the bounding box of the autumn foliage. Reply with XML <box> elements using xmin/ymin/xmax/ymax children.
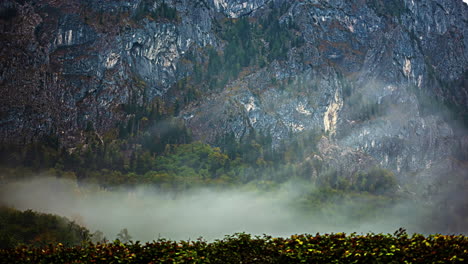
<box><xmin>1</xmin><ymin>231</ymin><xmax>466</xmax><ymax>263</ymax></box>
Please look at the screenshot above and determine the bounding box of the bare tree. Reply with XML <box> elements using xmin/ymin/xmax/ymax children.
<box><xmin>116</xmin><ymin>228</ymin><xmax>132</xmax><ymax>243</ymax></box>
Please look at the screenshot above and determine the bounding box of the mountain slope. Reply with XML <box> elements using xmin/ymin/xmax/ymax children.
<box><xmin>0</xmin><ymin>0</ymin><xmax>467</xmax><ymax>181</ymax></box>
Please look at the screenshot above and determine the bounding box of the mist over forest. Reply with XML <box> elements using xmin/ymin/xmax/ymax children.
<box><xmin>1</xmin><ymin>0</ymin><xmax>467</xmax><ymax>250</ymax></box>
<box><xmin>0</xmin><ymin>170</ymin><xmax>465</xmax><ymax>244</ymax></box>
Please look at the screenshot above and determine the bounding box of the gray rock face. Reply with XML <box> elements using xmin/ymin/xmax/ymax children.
<box><xmin>1</xmin><ymin>0</ymin><xmax>467</xmax><ymax>180</ymax></box>
<box><xmin>183</xmin><ymin>0</ymin><xmax>468</xmax><ymax>179</ymax></box>
<box><xmin>209</xmin><ymin>0</ymin><xmax>269</xmax><ymax>17</ymax></box>
<box><xmin>0</xmin><ymin>0</ymin><xmax>218</xmax><ymax>144</ymax></box>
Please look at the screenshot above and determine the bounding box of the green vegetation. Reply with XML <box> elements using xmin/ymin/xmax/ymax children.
<box><xmin>1</xmin><ymin>84</ymin><xmax>327</xmax><ymax>189</ymax></box>
<box><xmin>0</xmin><ymin>122</ymin><xmax>398</xmax><ymax>195</ymax></box>
<box><xmin>411</xmin><ymin>67</ymin><xmax>468</xmax><ymax>128</ymax></box>
<box><xmin>133</xmin><ymin>0</ymin><xmax>178</xmax><ymax>22</ymax></box>
<box><xmin>345</xmin><ymin>91</ymin><xmax>386</xmax><ymax>122</ymax></box>
<box><xmin>0</xmin><ymin>207</ymin><xmax>89</xmax><ymax>249</ymax></box>
<box><xmin>316</xmin><ymin>167</ymin><xmax>398</xmax><ymax>195</ymax></box>
<box><xmin>183</xmin><ymin>4</ymin><xmax>304</xmax><ymax>93</ymax></box>
<box><xmin>1</xmin><ymin>231</ymin><xmax>466</xmax><ymax>263</ymax></box>
<box><xmin>353</xmin><ymin>167</ymin><xmax>397</xmax><ymax>195</ymax></box>
<box><xmin>367</xmin><ymin>0</ymin><xmax>408</xmax><ymax>18</ymax></box>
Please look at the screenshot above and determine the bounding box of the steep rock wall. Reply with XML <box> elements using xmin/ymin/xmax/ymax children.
<box><xmin>0</xmin><ymin>0</ymin><xmax>467</xmax><ymax>179</ymax></box>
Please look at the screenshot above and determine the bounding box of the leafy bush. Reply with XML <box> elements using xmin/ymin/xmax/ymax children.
<box><xmin>1</xmin><ymin>231</ymin><xmax>466</xmax><ymax>263</ymax></box>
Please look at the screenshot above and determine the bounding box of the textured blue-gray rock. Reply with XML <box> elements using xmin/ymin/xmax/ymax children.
<box><xmin>0</xmin><ymin>0</ymin><xmax>467</xmax><ymax>180</ymax></box>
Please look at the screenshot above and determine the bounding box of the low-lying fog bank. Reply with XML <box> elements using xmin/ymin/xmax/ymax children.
<box><xmin>0</xmin><ymin>177</ymin><xmax>464</xmax><ymax>242</ymax></box>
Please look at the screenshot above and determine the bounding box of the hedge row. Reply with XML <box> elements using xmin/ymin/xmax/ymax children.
<box><xmin>1</xmin><ymin>231</ymin><xmax>467</xmax><ymax>263</ymax></box>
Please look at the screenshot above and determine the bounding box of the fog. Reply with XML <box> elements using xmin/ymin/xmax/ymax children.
<box><xmin>1</xmin><ymin>80</ymin><xmax>466</xmax><ymax>242</ymax></box>
<box><xmin>1</xmin><ymin>176</ymin><xmax>461</xmax><ymax>242</ymax></box>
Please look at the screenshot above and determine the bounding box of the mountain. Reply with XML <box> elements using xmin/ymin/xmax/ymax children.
<box><xmin>1</xmin><ymin>0</ymin><xmax>467</xmax><ymax>183</ymax></box>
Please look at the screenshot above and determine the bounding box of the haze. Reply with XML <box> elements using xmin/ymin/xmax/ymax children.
<box><xmin>0</xmin><ymin>176</ymin><xmax>459</xmax><ymax>242</ymax></box>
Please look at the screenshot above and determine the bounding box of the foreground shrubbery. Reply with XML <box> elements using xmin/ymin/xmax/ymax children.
<box><xmin>1</xmin><ymin>231</ymin><xmax>466</xmax><ymax>263</ymax></box>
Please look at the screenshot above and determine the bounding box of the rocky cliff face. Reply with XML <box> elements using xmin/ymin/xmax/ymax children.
<box><xmin>1</xmin><ymin>0</ymin><xmax>467</xmax><ymax>180</ymax></box>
